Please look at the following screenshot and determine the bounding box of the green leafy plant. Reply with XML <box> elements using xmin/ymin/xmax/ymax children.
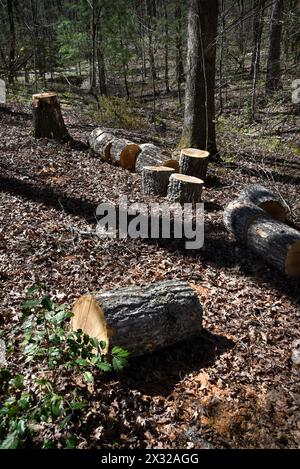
<box><xmin>0</xmin><ymin>285</ymin><xmax>129</xmax><ymax>449</ymax></box>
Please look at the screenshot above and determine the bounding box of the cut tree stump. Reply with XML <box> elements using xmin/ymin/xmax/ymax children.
<box><xmin>223</xmin><ymin>200</ymin><xmax>300</xmax><ymax>276</ymax></box>
<box><xmin>71</xmin><ymin>280</ymin><xmax>203</xmax><ymax>356</ymax></box>
<box><xmin>142</xmin><ymin>166</ymin><xmax>175</xmax><ymax>196</ymax></box>
<box><xmin>32</xmin><ymin>92</ymin><xmax>71</xmax><ymax>141</ymax></box>
<box><xmin>135</xmin><ymin>144</ymin><xmax>172</xmax><ymax>173</ymax></box>
<box><xmin>179</xmin><ymin>148</ymin><xmax>210</xmax><ymax>180</ymax></box>
<box><xmin>237</xmin><ymin>184</ymin><xmax>288</xmax><ymax>221</ymax></box>
<box><xmin>93</xmin><ymin>132</ymin><xmax>114</xmax><ymax>161</ymax></box>
<box><xmin>110</xmin><ymin>138</ymin><xmax>141</xmax><ymax>170</ymax></box>
<box><xmin>167</xmin><ymin>174</ymin><xmax>204</xmax><ymax>204</ymax></box>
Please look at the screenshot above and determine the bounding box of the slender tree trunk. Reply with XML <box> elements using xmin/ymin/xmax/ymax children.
<box><xmin>7</xmin><ymin>0</ymin><xmax>16</xmax><ymax>84</ymax></box>
<box><xmin>266</xmin><ymin>0</ymin><xmax>284</xmax><ymax>93</ymax></box>
<box><xmin>250</xmin><ymin>0</ymin><xmax>265</xmax><ymax>78</ymax></box>
<box><xmin>163</xmin><ymin>2</ymin><xmax>170</xmax><ymax>94</ymax></box>
<box><xmin>181</xmin><ymin>0</ymin><xmax>218</xmax><ymax>157</ymax></box>
<box><xmin>218</xmin><ymin>0</ymin><xmax>225</xmax><ymax>115</ymax></box>
<box><xmin>90</xmin><ymin>0</ymin><xmax>97</xmax><ymax>90</ymax></box>
<box><xmin>175</xmin><ymin>1</ymin><xmax>185</xmax><ymax>104</ymax></box>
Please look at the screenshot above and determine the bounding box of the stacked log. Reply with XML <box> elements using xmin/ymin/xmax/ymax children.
<box><xmin>179</xmin><ymin>148</ymin><xmax>210</xmax><ymax>180</ymax></box>
<box><xmin>237</xmin><ymin>184</ymin><xmax>288</xmax><ymax>221</ymax></box>
<box><xmin>142</xmin><ymin>166</ymin><xmax>175</xmax><ymax>196</ymax></box>
<box><xmin>32</xmin><ymin>92</ymin><xmax>71</xmax><ymax>142</ymax></box>
<box><xmin>71</xmin><ymin>280</ymin><xmax>203</xmax><ymax>356</ymax></box>
<box><xmin>110</xmin><ymin>138</ymin><xmax>141</xmax><ymax>170</ymax></box>
<box><xmin>167</xmin><ymin>174</ymin><xmax>204</xmax><ymax>204</ymax></box>
<box><xmin>224</xmin><ymin>200</ymin><xmax>300</xmax><ymax>276</ymax></box>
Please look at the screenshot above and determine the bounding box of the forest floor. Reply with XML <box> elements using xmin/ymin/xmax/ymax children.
<box><xmin>0</xmin><ymin>93</ymin><xmax>300</xmax><ymax>448</ymax></box>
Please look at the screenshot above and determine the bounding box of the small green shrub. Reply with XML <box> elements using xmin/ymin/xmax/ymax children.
<box><xmin>0</xmin><ymin>285</ymin><xmax>129</xmax><ymax>449</ymax></box>
<box><xmin>91</xmin><ymin>96</ymin><xmax>146</xmax><ymax>130</ymax></box>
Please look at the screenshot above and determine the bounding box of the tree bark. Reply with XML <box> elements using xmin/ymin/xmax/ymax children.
<box><xmin>96</xmin><ymin>280</ymin><xmax>203</xmax><ymax>356</ymax></box>
<box><xmin>181</xmin><ymin>0</ymin><xmax>218</xmax><ymax>156</ymax></box>
<box><xmin>90</xmin><ymin>131</ymin><xmax>114</xmax><ymax>161</ymax></box>
<box><xmin>250</xmin><ymin>0</ymin><xmax>265</xmax><ymax>78</ymax></box>
<box><xmin>167</xmin><ymin>174</ymin><xmax>203</xmax><ymax>204</ymax></box>
<box><xmin>110</xmin><ymin>139</ymin><xmax>141</xmax><ymax>170</ymax></box>
<box><xmin>179</xmin><ymin>148</ymin><xmax>210</xmax><ymax>180</ymax></box>
<box><xmin>223</xmin><ymin>200</ymin><xmax>300</xmax><ymax>276</ymax></box>
<box><xmin>143</xmin><ymin>166</ymin><xmax>175</xmax><ymax>196</ymax></box>
<box><xmin>237</xmin><ymin>184</ymin><xmax>288</xmax><ymax>221</ymax></box>
<box><xmin>135</xmin><ymin>144</ymin><xmax>172</xmax><ymax>173</ymax></box>
<box><xmin>266</xmin><ymin>0</ymin><xmax>284</xmax><ymax>93</ymax></box>
<box><xmin>7</xmin><ymin>0</ymin><xmax>16</xmax><ymax>84</ymax></box>
<box><xmin>32</xmin><ymin>92</ymin><xmax>71</xmax><ymax>141</ymax></box>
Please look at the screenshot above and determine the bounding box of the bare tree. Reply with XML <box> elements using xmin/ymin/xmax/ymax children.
<box><xmin>266</xmin><ymin>0</ymin><xmax>284</xmax><ymax>93</ymax></box>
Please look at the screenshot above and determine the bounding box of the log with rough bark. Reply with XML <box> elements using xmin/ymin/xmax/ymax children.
<box><xmin>32</xmin><ymin>92</ymin><xmax>71</xmax><ymax>141</ymax></box>
<box><xmin>71</xmin><ymin>280</ymin><xmax>203</xmax><ymax>356</ymax></box>
<box><xmin>167</xmin><ymin>174</ymin><xmax>203</xmax><ymax>204</ymax></box>
<box><xmin>92</xmin><ymin>132</ymin><xmax>114</xmax><ymax>161</ymax></box>
<box><xmin>223</xmin><ymin>200</ymin><xmax>300</xmax><ymax>276</ymax></box>
<box><xmin>237</xmin><ymin>184</ymin><xmax>288</xmax><ymax>221</ymax></box>
<box><xmin>142</xmin><ymin>166</ymin><xmax>175</xmax><ymax>196</ymax></box>
<box><xmin>110</xmin><ymin>138</ymin><xmax>141</xmax><ymax>170</ymax></box>
<box><xmin>179</xmin><ymin>148</ymin><xmax>210</xmax><ymax>180</ymax></box>
<box><xmin>88</xmin><ymin>128</ymin><xmax>105</xmax><ymax>149</ymax></box>
<box><xmin>135</xmin><ymin>144</ymin><xmax>172</xmax><ymax>173</ymax></box>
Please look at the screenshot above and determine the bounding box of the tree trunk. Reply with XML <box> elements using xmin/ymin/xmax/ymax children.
<box><xmin>266</xmin><ymin>0</ymin><xmax>284</xmax><ymax>93</ymax></box>
<box><xmin>142</xmin><ymin>166</ymin><xmax>175</xmax><ymax>196</ymax></box>
<box><xmin>181</xmin><ymin>0</ymin><xmax>218</xmax><ymax>156</ymax></box>
<box><xmin>7</xmin><ymin>0</ymin><xmax>16</xmax><ymax>84</ymax></box>
<box><xmin>237</xmin><ymin>184</ymin><xmax>288</xmax><ymax>221</ymax></box>
<box><xmin>179</xmin><ymin>148</ymin><xmax>210</xmax><ymax>180</ymax></box>
<box><xmin>175</xmin><ymin>0</ymin><xmax>185</xmax><ymax>104</ymax></box>
<box><xmin>163</xmin><ymin>2</ymin><xmax>170</xmax><ymax>94</ymax></box>
<box><xmin>95</xmin><ymin>280</ymin><xmax>203</xmax><ymax>356</ymax></box>
<box><xmin>250</xmin><ymin>0</ymin><xmax>265</xmax><ymax>77</ymax></box>
<box><xmin>224</xmin><ymin>200</ymin><xmax>300</xmax><ymax>277</ymax></box>
<box><xmin>90</xmin><ymin>131</ymin><xmax>114</xmax><ymax>161</ymax></box>
<box><xmin>135</xmin><ymin>144</ymin><xmax>172</xmax><ymax>173</ymax></box>
<box><xmin>32</xmin><ymin>92</ymin><xmax>71</xmax><ymax>141</ymax></box>
<box><xmin>167</xmin><ymin>174</ymin><xmax>203</xmax><ymax>204</ymax></box>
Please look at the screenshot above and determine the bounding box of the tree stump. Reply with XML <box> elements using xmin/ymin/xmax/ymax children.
<box><xmin>223</xmin><ymin>200</ymin><xmax>300</xmax><ymax>276</ymax></box>
<box><xmin>135</xmin><ymin>144</ymin><xmax>172</xmax><ymax>173</ymax></box>
<box><xmin>237</xmin><ymin>184</ymin><xmax>288</xmax><ymax>221</ymax></box>
<box><xmin>110</xmin><ymin>138</ymin><xmax>141</xmax><ymax>170</ymax></box>
<box><xmin>32</xmin><ymin>92</ymin><xmax>71</xmax><ymax>141</ymax></box>
<box><xmin>179</xmin><ymin>148</ymin><xmax>210</xmax><ymax>180</ymax></box>
<box><xmin>93</xmin><ymin>132</ymin><xmax>114</xmax><ymax>161</ymax></box>
<box><xmin>142</xmin><ymin>166</ymin><xmax>175</xmax><ymax>196</ymax></box>
<box><xmin>71</xmin><ymin>280</ymin><xmax>203</xmax><ymax>356</ymax></box>
<box><xmin>167</xmin><ymin>174</ymin><xmax>204</xmax><ymax>204</ymax></box>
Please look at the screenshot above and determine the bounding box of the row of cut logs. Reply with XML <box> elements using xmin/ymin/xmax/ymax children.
<box><xmin>224</xmin><ymin>184</ymin><xmax>300</xmax><ymax>277</ymax></box>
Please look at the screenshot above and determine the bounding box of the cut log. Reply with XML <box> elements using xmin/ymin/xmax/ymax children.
<box><xmin>93</xmin><ymin>132</ymin><xmax>114</xmax><ymax>161</ymax></box>
<box><xmin>179</xmin><ymin>148</ymin><xmax>210</xmax><ymax>180</ymax></box>
<box><xmin>163</xmin><ymin>159</ymin><xmax>180</xmax><ymax>172</ymax></box>
<box><xmin>110</xmin><ymin>138</ymin><xmax>141</xmax><ymax>170</ymax></box>
<box><xmin>135</xmin><ymin>144</ymin><xmax>172</xmax><ymax>173</ymax></box>
<box><xmin>167</xmin><ymin>174</ymin><xmax>204</xmax><ymax>204</ymax></box>
<box><xmin>94</xmin><ymin>280</ymin><xmax>202</xmax><ymax>356</ymax></box>
<box><xmin>32</xmin><ymin>92</ymin><xmax>71</xmax><ymax>141</ymax></box>
<box><xmin>88</xmin><ymin>128</ymin><xmax>105</xmax><ymax>149</ymax></box>
<box><xmin>223</xmin><ymin>200</ymin><xmax>300</xmax><ymax>276</ymax></box>
<box><xmin>142</xmin><ymin>166</ymin><xmax>175</xmax><ymax>196</ymax></box>
<box><xmin>237</xmin><ymin>184</ymin><xmax>288</xmax><ymax>221</ymax></box>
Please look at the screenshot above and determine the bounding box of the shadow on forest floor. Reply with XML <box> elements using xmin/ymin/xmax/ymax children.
<box><xmin>123</xmin><ymin>329</ymin><xmax>234</xmax><ymax>397</ymax></box>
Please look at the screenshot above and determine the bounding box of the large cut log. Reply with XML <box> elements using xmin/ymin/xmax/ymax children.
<box><xmin>167</xmin><ymin>174</ymin><xmax>203</xmax><ymax>204</ymax></box>
<box><xmin>163</xmin><ymin>159</ymin><xmax>180</xmax><ymax>172</ymax></box>
<box><xmin>223</xmin><ymin>200</ymin><xmax>300</xmax><ymax>276</ymax></box>
<box><xmin>71</xmin><ymin>280</ymin><xmax>203</xmax><ymax>356</ymax></box>
<box><xmin>237</xmin><ymin>184</ymin><xmax>288</xmax><ymax>221</ymax></box>
<box><xmin>142</xmin><ymin>166</ymin><xmax>175</xmax><ymax>196</ymax></box>
<box><xmin>93</xmin><ymin>132</ymin><xmax>114</xmax><ymax>161</ymax></box>
<box><xmin>135</xmin><ymin>144</ymin><xmax>172</xmax><ymax>173</ymax></box>
<box><xmin>179</xmin><ymin>148</ymin><xmax>210</xmax><ymax>180</ymax></box>
<box><xmin>32</xmin><ymin>92</ymin><xmax>71</xmax><ymax>141</ymax></box>
<box><xmin>88</xmin><ymin>128</ymin><xmax>105</xmax><ymax>149</ymax></box>
<box><xmin>110</xmin><ymin>138</ymin><xmax>141</xmax><ymax>170</ymax></box>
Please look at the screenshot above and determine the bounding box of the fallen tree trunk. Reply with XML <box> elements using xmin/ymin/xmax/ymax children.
<box><xmin>167</xmin><ymin>174</ymin><xmax>203</xmax><ymax>204</ymax></box>
<box><xmin>179</xmin><ymin>148</ymin><xmax>210</xmax><ymax>180</ymax></box>
<box><xmin>32</xmin><ymin>92</ymin><xmax>71</xmax><ymax>141</ymax></box>
<box><xmin>143</xmin><ymin>166</ymin><xmax>175</xmax><ymax>196</ymax></box>
<box><xmin>110</xmin><ymin>138</ymin><xmax>141</xmax><ymax>170</ymax></box>
<box><xmin>237</xmin><ymin>184</ymin><xmax>288</xmax><ymax>221</ymax></box>
<box><xmin>223</xmin><ymin>200</ymin><xmax>300</xmax><ymax>276</ymax></box>
<box><xmin>135</xmin><ymin>144</ymin><xmax>173</xmax><ymax>173</ymax></box>
<box><xmin>92</xmin><ymin>132</ymin><xmax>114</xmax><ymax>161</ymax></box>
<box><xmin>71</xmin><ymin>280</ymin><xmax>203</xmax><ymax>356</ymax></box>
<box><xmin>88</xmin><ymin>128</ymin><xmax>105</xmax><ymax>149</ymax></box>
